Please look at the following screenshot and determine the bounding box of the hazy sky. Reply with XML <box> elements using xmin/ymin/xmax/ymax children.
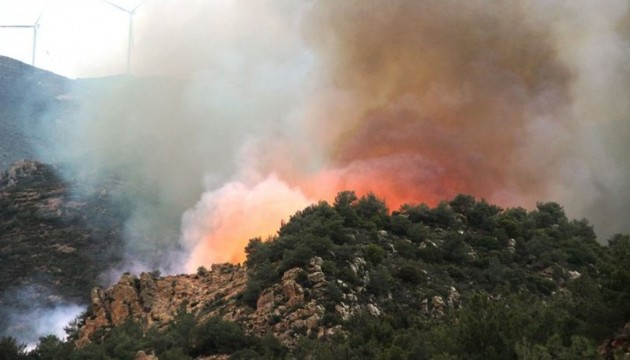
<box><xmin>0</xmin><ymin>0</ymin><xmax>152</xmax><ymax>77</ymax></box>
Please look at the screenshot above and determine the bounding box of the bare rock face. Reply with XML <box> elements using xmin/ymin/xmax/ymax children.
<box><xmin>307</xmin><ymin>257</ymin><xmax>326</xmax><ymax>285</ymax></box>
<box><xmin>245</xmin><ymin>260</ymin><xmax>327</xmax><ymax>346</ymax></box>
<box><xmin>134</xmin><ymin>350</ymin><xmax>158</xmax><ymax>360</ymax></box>
<box><xmin>109</xmin><ymin>273</ymin><xmax>144</xmax><ymax>325</ymax></box>
<box><xmin>77</xmin><ymin>257</ymin><xmax>343</xmax><ymax>349</ymax></box>
<box><xmin>431</xmin><ymin>296</ymin><xmax>446</xmax><ymax>317</ymax></box>
<box><xmin>422</xmin><ymin>286</ymin><xmax>460</xmax><ymax>318</ymax></box>
<box><xmin>77</xmin><ymin>264</ymin><xmax>247</xmax><ymax>346</ymax></box>
<box><xmin>447</xmin><ymin>286</ymin><xmax>461</xmax><ymax>308</ymax></box>
<box><xmin>0</xmin><ymin>160</ymin><xmax>41</xmax><ymax>188</ymax></box>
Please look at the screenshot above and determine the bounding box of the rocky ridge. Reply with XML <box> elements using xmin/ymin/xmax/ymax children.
<box><xmin>76</xmin><ymin>252</ymin><xmax>463</xmax><ymax>351</ymax></box>
<box><xmin>78</xmin><ymin>264</ymin><xmax>247</xmax><ymax>346</ymax></box>
<box><xmin>77</xmin><ymin>259</ymin><xmax>336</xmax><ymax>348</ymax></box>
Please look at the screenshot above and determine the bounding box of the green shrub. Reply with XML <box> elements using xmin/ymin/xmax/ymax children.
<box><xmin>355</xmin><ymin>193</ymin><xmax>389</xmax><ymax>228</ymax></box>
<box><xmin>363</xmin><ymin>244</ymin><xmax>386</xmax><ymax>265</ymax></box>
<box><xmin>280</xmin><ymin>244</ymin><xmax>315</xmax><ymax>272</ymax></box>
<box><xmin>241</xmin><ymin>279</ymin><xmax>263</xmax><ymax>309</ymax></box>
<box><xmin>160</xmin><ymin>347</ymin><xmax>192</xmax><ymax>360</ymax></box>
<box><xmin>30</xmin><ymin>335</ymin><xmax>72</xmax><ymax>360</ymax></box>
<box><xmin>367</xmin><ymin>266</ymin><xmax>394</xmax><ymax>296</ymax></box>
<box><xmin>191</xmin><ymin>317</ymin><xmax>251</xmax><ymax>357</ymax></box>
<box><xmin>0</xmin><ymin>337</ymin><xmax>27</xmax><ymax>360</ymax></box>
<box><xmin>395</xmin><ymin>264</ymin><xmax>425</xmax><ymax>285</ymax></box>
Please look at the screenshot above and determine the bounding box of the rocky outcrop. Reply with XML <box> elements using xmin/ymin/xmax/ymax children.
<box><xmin>421</xmin><ymin>286</ymin><xmax>461</xmax><ymax>318</ymax></box>
<box><xmin>77</xmin><ymin>257</ymin><xmax>347</xmax><ymax>348</ymax></box>
<box><xmin>78</xmin><ymin>264</ymin><xmax>247</xmax><ymax>345</ymax></box>
<box><xmin>0</xmin><ymin>160</ymin><xmax>43</xmax><ymax>188</ymax></box>
<box><xmin>244</xmin><ymin>257</ymin><xmax>329</xmax><ymax>346</ymax></box>
<box><xmin>135</xmin><ymin>350</ymin><xmax>158</xmax><ymax>360</ymax></box>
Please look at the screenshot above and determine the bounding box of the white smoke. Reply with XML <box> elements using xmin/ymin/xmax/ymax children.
<box><xmin>0</xmin><ymin>286</ymin><xmax>84</xmax><ymax>349</ymax></box>
<box><xmin>548</xmin><ymin>0</ymin><xmax>630</xmax><ymax>238</ymax></box>
<box><xmin>181</xmin><ymin>173</ymin><xmax>312</xmax><ymax>271</ymax></box>
<box><xmin>35</xmin><ymin>0</ymin><xmax>316</xmax><ymax>271</ymax></box>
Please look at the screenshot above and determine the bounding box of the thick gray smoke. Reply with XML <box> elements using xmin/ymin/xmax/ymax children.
<box><xmin>547</xmin><ymin>1</ymin><xmax>630</xmax><ymax>238</ymax></box>
<box><xmin>36</xmin><ymin>0</ymin><xmax>315</xmax><ymax>272</ymax></box>
<box><xmin>32</xmin><ymin>0</ymin><xmax>630</xmax><ymax>275</ymax></box>
<box><xmin>0</xmin><ymin>286</ymin><xmax>83</xmax><ymax>348</ymax></box>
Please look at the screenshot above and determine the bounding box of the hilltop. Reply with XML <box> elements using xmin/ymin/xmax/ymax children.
<box><xmin>3</xmin><ymin>191</ymin><xmax>629</xmax><ymax>359</ymax></box>
<box><xmin>0</xmin><ymin>56</ymin><xmax>71</xmax><ymax>171</ymax></box>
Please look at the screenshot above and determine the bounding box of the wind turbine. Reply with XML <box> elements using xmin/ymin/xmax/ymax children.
<box><xmin>0</xmin><ymin>10</ymin><xmax>45</xmax><ymax>66</ymax></box>
<box><xmin>101</xmin><ymin>0</ymin><xmax>148</xmax><ymax>73</ymax></box>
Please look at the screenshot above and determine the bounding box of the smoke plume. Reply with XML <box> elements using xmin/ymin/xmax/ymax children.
<box><xmin>36</xmin><ymin>0</ymin><xmax>630</xmax><ymax>271</ymax></box>
<box><xmin>181</xmin><ymin>174</ymin><xmax>312</xmax><ymax>271</ymax></box>
<box><xmin>0</xmin><ymin>286</ymin><xmax>84</xmax><ymax>348</ymax></box>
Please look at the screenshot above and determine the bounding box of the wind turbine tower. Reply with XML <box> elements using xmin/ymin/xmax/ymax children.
<box><xmin>0</xmin><ymin>10</ymin><xmax>45</xmax><ymax>66</ymax></box>
<box><xmin>101</xmin><ymin>0</ymin><xmax>148</xmax><ymax>73</ymax></box>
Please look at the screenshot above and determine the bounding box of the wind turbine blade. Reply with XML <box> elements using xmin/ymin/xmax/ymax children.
<box><xmin>131</xmin><ymin>0</ymin><xmax>149</xmax><ymax>13</ymax></box>
<box><xmin>100</xmin><ymin>0</ymin><xmax>148</xmax><ymax>73</ymax></box>
<box><xmin>32</xmin><ymin>6</ymin><xmax>46</xmax><ymax>66</ymax></box>
<box><xmin>34</xmin><ymin>7</ymin><xmax>46</xmax><ymax>26</ymax></box>
<box><xmin>101</xmin><ymin>0</ymin><xmax>131</xmax><ymax>14</ymax></box>
<box><xmin>32</xmin><ymin>27</ymin><xmax>37</xmax><ymax>65</ymax></box>
<box><xmin>127</xmin><ymin>15</ymin><xmax>133</xmax><ymax>73</ymax></box>
<box><xmin>0</xmin><ymin>25</ymin><xmax>34</xmax><ymax>28</ymax></box>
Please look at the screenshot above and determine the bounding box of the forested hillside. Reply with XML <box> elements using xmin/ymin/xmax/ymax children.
<box><xmin>3</xmin><ymin>191</ymin><xmax>630</xmax><ymax>359</ymax></box>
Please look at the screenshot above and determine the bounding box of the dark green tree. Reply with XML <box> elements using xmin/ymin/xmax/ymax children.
<box><xmin>191</xmin><ymin>317</ymin><xmax>251</xmax><ymax>357</ymax></box>
<box><xmin>0</xmin><ymin>337</ymin><xmax>27</xmax><ymax>360</ymax></box>
<box><xmin>29</xmin><ymin>335</ymin><xmax>72</xmax><ymax>360</ymax></box>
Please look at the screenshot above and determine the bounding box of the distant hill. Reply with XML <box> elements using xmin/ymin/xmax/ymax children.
<box><xmin>0</xmin><ymin>56</ymin><xmax>71</xmax><ymax>171</ymax></box>
<box><xmin>4</xmin><ymin>191</ymin><xmax>626</xmax><ymax>359</ymax></box>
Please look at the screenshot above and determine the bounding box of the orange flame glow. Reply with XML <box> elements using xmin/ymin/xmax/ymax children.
<box><xmin>182</xmin><ymin>175</ymin><xmax>312</xmax><ymax>271</ymax></box>
<box><xmin>181</xmin><ymin>0</ymin><xmax>600</xmax><ymax>267</ymax></box>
